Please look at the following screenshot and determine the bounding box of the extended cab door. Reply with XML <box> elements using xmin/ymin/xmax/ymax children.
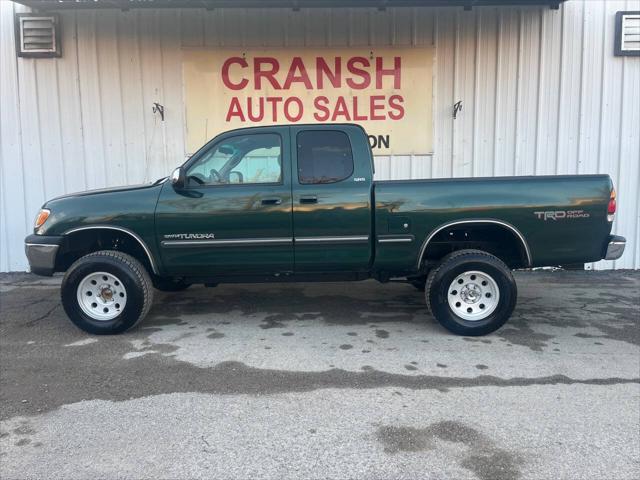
<box><xmin>291</xmin><ymin>125</ymin><xmax>373</xmax><ymax>273</ymax></box>
<box><xmin>155</xmin><ymin>127</ymin><xmax>293</xmax><ymax>276</ymax></box>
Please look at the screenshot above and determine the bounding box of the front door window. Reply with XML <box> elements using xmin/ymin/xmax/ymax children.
<box><xmin>185</xmin><ymin>133</ymin><xmax>282</xmax><ymax>187</ymax></box>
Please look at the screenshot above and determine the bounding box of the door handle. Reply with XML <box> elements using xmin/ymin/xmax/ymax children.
<box><xmin>300</xmin><ymin>196</ymin><xmax>318</xmax><ymax>204</ymax></box>
<box><xmin>261</xmin><ymin>198</ymin><xmax>282</xmax><ymax>205</ymax></box>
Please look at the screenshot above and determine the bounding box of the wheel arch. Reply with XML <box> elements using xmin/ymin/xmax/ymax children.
<box><xmin>60</xmin><ymin>225</ymin><xmax>160</xmax><ymax>275</ymax></box>
<box><xmin>417</xmin><ymin>219</ymin><xmax>532</xmax><ymax>270</ymax></box>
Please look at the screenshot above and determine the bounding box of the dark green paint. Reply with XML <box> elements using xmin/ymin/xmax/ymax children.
<box><xmin>40</xmin><ymin>183</ymin><xmax>164</xmax><ymax>267</ymax></box>
<box><xmin>375</xmin><ymin>174</ymin><xmax>613</xmax><ymax>271</ymax></box>
<box><xmin>36</xmin><ymin>124</ymin><xmax>614</xmax><ymax>280</ymax></box>
<box><xmin>290</xmin><ymin>124</ymin><xmax>373</xmax><ymax>272</ymax></box>
<box><xmin>156</xmin><ymin>126</ymin><xmax>293</xmax><ymax>275</ymax></box>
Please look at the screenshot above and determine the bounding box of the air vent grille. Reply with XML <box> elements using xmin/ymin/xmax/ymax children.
<box><xmin>15</xmin><ymin>14</ymin><xmax>61</xmax><ymax>58</ymax></box>
<box><xmin>621</xmin><ymin>14</ymin><xmax>640</xmax><ymax>52</ymax></box>
<box><xmin>615</xmin><ymin>11</ymin><xmax>640</xmax><ymax>57</ymax></box>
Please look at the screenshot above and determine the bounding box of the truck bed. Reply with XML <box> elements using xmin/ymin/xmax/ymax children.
<box><xmin>373</xmin><ymin>174</ymin><xmax>613</xmax><ymax>272</ymax></box>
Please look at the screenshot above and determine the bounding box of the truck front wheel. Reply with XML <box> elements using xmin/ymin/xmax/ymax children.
<box><xmin>61</xmin><ymin>250</ymin><xmax>154</xmax><ymax>334</ymax></box>
<box><xmin>425</xmin><ymin>249</ymin><xmax>517</xmax><ymax>336</ymax></box>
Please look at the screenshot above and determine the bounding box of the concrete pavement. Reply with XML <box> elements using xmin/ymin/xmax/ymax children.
<box><xmin>0</xmin><ymin>271</ymin><xmax>638</xmax><ymax>479</ymax></box>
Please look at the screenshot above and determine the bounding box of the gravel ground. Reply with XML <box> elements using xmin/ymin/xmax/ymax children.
<box><xmin>0</xmin><ymin>271</ymin><xmax>639</xmax><ymax>480</ymax></box>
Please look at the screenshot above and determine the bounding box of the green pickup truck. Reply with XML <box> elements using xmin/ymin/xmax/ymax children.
<box><xmin>25</xmin><ymin>123</ymin><xmax>625</xmax><ymax>336</ymax></box>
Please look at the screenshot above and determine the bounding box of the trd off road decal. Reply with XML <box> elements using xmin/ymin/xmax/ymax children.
<box><xmin>534</xmin><ymin>210</ymin><xmax>590</xmax><ymax>221</ymax></box>
<box><xmin>163</xmin><ymin>233</ymin><xmax>216</xmax><ymax>240</ymax></box>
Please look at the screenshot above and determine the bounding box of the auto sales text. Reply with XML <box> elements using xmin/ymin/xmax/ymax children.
<box><xmin>221</xmin><ymin>55</ymin><xmax>406</xmax><ymax>123</ymax></box>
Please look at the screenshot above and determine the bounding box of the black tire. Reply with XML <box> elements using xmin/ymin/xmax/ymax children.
<box><xmin>152</xmin><ymin>277</ymin><xmax>192</xmax><ymax>292</ymax></box>
<box><xmin>424</xmin><ymin>268</ymin><xmax>438</xmax><ymax>315</ymax></box>
<box><xmin>425</xmin><ymin>249</ymin><xmax>517</xmax><ymax>336</ymax></box>
<box><xmin>61</xmin><ymin>250</ymin><xmax>154</xmax><ymax>335</ymax></box>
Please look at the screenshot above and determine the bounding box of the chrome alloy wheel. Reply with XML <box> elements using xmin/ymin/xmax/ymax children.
<box><xmin>447</xmin><ymin>270</ymin><xmax>500</xmax><ymax>321</ymax></box>
<box><xmin>76</xmin><ymin>271</ymin><xmax>127</xmax><ymax>321</ymax></box>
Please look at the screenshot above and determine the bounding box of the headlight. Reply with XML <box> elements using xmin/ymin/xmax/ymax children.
<box><xmin>34</xmin><ymin>209</ymin><xmax>51</xmax><ymax>229</ymax></box>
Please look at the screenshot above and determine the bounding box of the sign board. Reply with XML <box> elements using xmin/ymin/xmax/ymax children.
<box><xmin>183</xmin><ymin>47</ymin><xmax>433</xmax><ymax>155</ymax></box>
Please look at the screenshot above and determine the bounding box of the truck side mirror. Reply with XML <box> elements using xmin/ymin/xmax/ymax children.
<box><xmin>171</xmin><ymin>167</ymin><xmax>185</xmax><ymax>189</ymax></box>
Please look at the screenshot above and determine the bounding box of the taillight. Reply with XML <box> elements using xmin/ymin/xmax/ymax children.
<box><xmin>607</xmin><ymin>188</ymin><xmax>616</xmax><ymax>222</ymax></box>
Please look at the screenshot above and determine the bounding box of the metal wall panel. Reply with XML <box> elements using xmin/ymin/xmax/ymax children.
<box><xmin>0</xmin><ymin>2</ymin><xmax>29</xmax><ymax>272</ymax></box>
<box><xmin>1</xmin><ymin>0</ymin><xmax>638</xmax><ymax>272</ymax></box>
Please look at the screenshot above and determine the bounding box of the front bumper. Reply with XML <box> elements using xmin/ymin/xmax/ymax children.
<box><xmin>25</xmin><ymin>234</ymin><xmax>64</xmax><ymax>276</ymax></box>
<box><xmin>604</xmin><ymin>235</ymin><xmax>626</xmax><ymax>261</ymax></box>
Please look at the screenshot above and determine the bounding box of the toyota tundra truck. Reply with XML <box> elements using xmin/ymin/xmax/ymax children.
<box><xmin>25</xmin><ymin>123</ymin><xmax>626</xmax><ymax>336</ymax></box>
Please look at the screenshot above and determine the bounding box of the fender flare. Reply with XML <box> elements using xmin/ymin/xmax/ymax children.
<box><xmin>62</xmin><ymin>225</ymin><xmax>160</xmax><ymax>275</ymax></box>
<box><xmin>416</xmin><ymin>219</ymin><xmax>532</xmax><ymax>269</ymax></box>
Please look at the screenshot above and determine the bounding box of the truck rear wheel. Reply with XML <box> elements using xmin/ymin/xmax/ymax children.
<box><xmin>61</xmin><ymin>250</ymin><xmax>154</xmax><ymax>334</ymax></box>
<box><xmin>425</xmin><ymin>249</ymin><xmax>517</xmax><ymax>336</ymax></box>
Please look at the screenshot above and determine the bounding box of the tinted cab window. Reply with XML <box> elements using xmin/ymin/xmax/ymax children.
<box><xmin>297</xmin><ymin>131</ymin><xmax>354</xmax><ymax>184</ymax></box>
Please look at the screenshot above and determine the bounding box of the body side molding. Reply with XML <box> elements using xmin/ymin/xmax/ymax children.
<box><xmin>377</xmin><ymin>234</ymin><xmax>415</xmax><ymax>243</ymax></box>
<box><xmin>161</xmin><ymin>238</ymin><xmax>293</xmax><ymax>248</ymax></box>
<box><xmin>295</xmin><ymin>235</ymin><xmax>369</xmax><ymax>244</ymax></box>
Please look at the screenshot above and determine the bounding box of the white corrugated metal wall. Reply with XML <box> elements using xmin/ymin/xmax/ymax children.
<box><xmin>1</xmin><ymin>0</ymin><xmax>638</xmax><ymax>272</ymax></box>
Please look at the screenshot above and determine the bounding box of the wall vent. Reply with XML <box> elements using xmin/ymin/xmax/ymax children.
<box><xmin>15</xmin><ymin>13</ymin><xmax>61</xmax><ymax>58</ymax></box>
<box><xmin>615</xmin><ymin>11</ymin><xmax>640</xmax><ymax>57</ymax></box>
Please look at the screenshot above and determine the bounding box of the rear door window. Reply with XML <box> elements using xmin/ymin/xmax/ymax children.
<box><xmin>296</xmin><ymin>131</ymin><xmax>354</xmax><ymax>184</ymax></box>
